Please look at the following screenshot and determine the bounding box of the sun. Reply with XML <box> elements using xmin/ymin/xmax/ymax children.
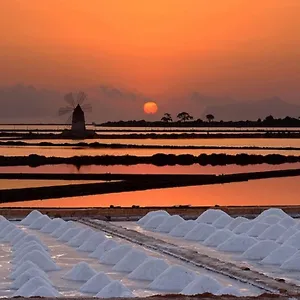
<box><xmin>144</xmin><ymin>101</ymin><xmax>158</xmax><ymax>114</ymax></box>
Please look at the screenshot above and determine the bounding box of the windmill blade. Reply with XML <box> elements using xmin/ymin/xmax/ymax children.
<box><xmin>64</xmin><ymin>93</ymin><xmax>76</xmax><ymax>108</ymax></box>
<box><xmin>81</xmin><ymin>103</ymin><xmax>92</xmax><ymax>112</ymax></box>
<box><xmin>58</xmin><ymin>106</ymin><xmax>73</xmax><ymax>116</ymax></box>
<box><xmin>77</xmin><ymin>91</ymin><xmax>87</xmax><ymax>106</ymax></box>
<box><xmin>66</xmin><ymin>113</ymin><xmax>73</xmax><ymax>125</ymax></box>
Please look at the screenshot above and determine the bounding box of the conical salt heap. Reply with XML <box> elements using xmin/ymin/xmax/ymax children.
<box><xmin>51</xmin><ymin>221</ymin><xmax>75</xmax><ymax>238</ymax></box>
<box><xmin>40</xmin><ymin>218</ymin><xmax>65</xmax><ymax>233</ymax></box>
<box><xmin>68</xmin><ymin>228</ymin><xmax>94</xmax><ymax>247</ymax></box>
<box><xmin>95</xmin><ymin>280</ymin><xmax>134</xmax><ymax>298</ymax></box>
<box><xmin>0</xmin><ymin>224</ymin><xmax>16</xmax><ymax>239</ymax></box>
<box><xmin>196</xmin><ymin>209</ymin><xmax>227</xmax><ymax>224</ymax></box>
<box><xmin>247</xmin><ymin>222</ymin><xmax>270</xmax><ymax>237</ymax></box>
<box><xmin>217</xmin><ymin>235</ymin><xmax>257</xmax><ymax>252</ymax></box>
<box><xmin>184</xmin><ymin>223</ymin><xmax>216</xmax><ymax>241</ymax></box>
<box><xmin>2</xmin><ymin>228</ymin><xmax>23</xmax><ymax>243</ymax></box>
<box><xmin>226</xmin><ymin>217</ymin><xmax>249</xmax><ymax>231</ymax></box>
<box><xmin>13</xmin><ymin>234</ymin><xmax>48</xmax><ymax>251</ymax></box>
<box><xmin>242</xmin><ymin>240</ymin><xmax>280</xmax><ymax>260</ymax></box>
<box><xmin>63</xmin><ymin>262</ymin><xmax>97</xmax><ymax>282</ymax></box>
<box><xmin>143</xmin><ymin>215</ymin><xmax>168</xmax><ymax>231</ymax></box>
<box><xmin>89</xmin><ymin>239</ymin><xmax>118</xmax><ymax>259</ymax></box>
<box><xmin>233</xmin><ymin>221</ymin><xmax>256</xmax><ymax>234</ymax></box>
<box><xmin>29</xmin><ymin>286</ymin><xmax>61</xmax><ymax>297</ymax></box>
<box><xmin>169</xmin><ymin>220</ymin><xmax>197</xmax><ymax>237</ymax></box>
<box><xmin>156</xmin><ymin>215</ymin><xmax>184</xmax><ymax>233</ymax></box>
<box><xmin>13</xmin><ymin>243</ymin><xmax>48</xmax><ymax>264</ymax></box>
<box><xmin>10</xmin><ymin>261</ymin><xmax>42</xmax><ymax>280</ymax></box>
<box><xmin>99</xmin><ymin>244</ymin><xmax>132</xmax><ymax>265</ymax></box>
<box><xmin>113</xmin><ymin>249</ymin><xmax>148</xmax><ymax>272</ymax></box>
<box><xmin>258</xmin><ymin>224</ymin><xmax>287</xmax><ymax>241</ymax></box>
<box><xmin>203</xmin><ymin>229</ymin><xmax>233</xmax><ymax>247</ymax></box>
<box><xmin>11</xmin><ymin>268</ymin><xmax>50</xmax><ymax>289</ymax></box>
<box><xmin>213</xmin><ymin>214</ymin><xmax>233</xmax><ymax>229</ymax></box>
<box><xmin>11</xmin><ymin>231</ymin><xmax>27</xmax><ymax>245</ymax></box>
<box><xmin>261</xmin><ymin>245</ymin><xmax>298</xmax><ymax>265</ymax></box>
<box><xmin>58</xmin><ymin>227</ymin><xmax>83</xmax><ymax>242</ymax></box>
<box><xmin>78</xmin><ymin>232</ymin><xmax>106</xmax><ymax>252</ymax></box>
<box><xmin>255</xmin><ymin>208</ymin><xmax>288</xmax><ymax>221</ymax></box>
<box><xmin>137</xmin><ymin>210</ymin><xmax>169</xmax><ymax>225</ymax></box>
<box><xmin>20</xmin><ymin>210</ymin><xmax>42</xmax><ymax>226</ymax></box>
<box><xmin>80</xmin><ymin>272</ymin><xmax>112</xmax><ymax>294</ymax></box>
<box><xmin>29</xmin><ymin>215</ymin><xmax>51</xmax><ymax>230</ymax></box>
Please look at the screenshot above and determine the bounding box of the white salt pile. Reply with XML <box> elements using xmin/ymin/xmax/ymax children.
<box><xmin>11</xmin><ymin>268</ymin><xmax>50</xmax><ymax>289</ymax></box>
<box><xmin>89</xmin><ymin>239</ymin><xmax>119</xmax><ymax>259</ymax></box>
<box><xmin>233</xmin><ymin>221</ymin><xmax>256</xmax><ymax>235</ymax></box>
<box><xmin>181</xmin><ymin>275</ymin><xmax>223</xmax><ymax>295</ymax></box>
<box><xmin>247</xmin><ymin>223</ymin><xmax>270</xmax><ymax>237</ymax></box>
<box><xmin>58</xmin><ymin>227</ymin><xmax>83</xmax><ymax>242</ymax></box>
<box><xmin>137</xmin><ymin>210</ymin><xmax>169</xmax><ymax>225</ymax></box>
<box><xmin>80</xmin><ymin>272</ymin><xmax>112</xmax><ymax>294</ymax></box>
<box><xmin>68</xmin><ymin>228</ymin><xmax>95</xmax><ymax>247</ymax></box>
<box><xmin>51</xmin><ymin>221</ymin><xmax>75</xmax><ymax>238</ymax></box>
<box><xmin>0</xmin><ymin>224</ymin><xmax>16</xmax><ymax>238</ymax></box>
<box><xmin>217</xmin><ymin>235</ymin><xmax>257</xmax><ymax>252</ymax></box>
<box><xmin>40</xmin><ymin>218</ymin><xmax>65</xmax><ymax>233</ymax></box>
<box><xmin>196</xmin><ymin>209</ymin><xmax>227</xmax><ymax>224</ymax></box>
<box><xmin>256</xmin><ymin>208</ymin><xmax>288</xmax><ymax>220</ymax></box>
<box><xmin>20</xmin><ymin>210</ymin><xmax>42</xmax><ymax>226</ymax></box>
<box><xmin>284</xmin><ymin>232</ymin><xmax>300</xmax><ymax>249</ymax></box>
<box><xmin>260</xmin><ymin>215</ymin><xmax>282</xmax><ymax>225</ymax></box>
<box><xmin>184</xmin><ymin>223</ymin><xmax>216</xmax><ymax>241</ymax></box>
<box><xmin>13</xmin><ymin>235</ymin><xmax>48</xmax><ymax>251</ymax></box>
<box><xmin>13</xmin><ymin>243</ymin><xmax>48</xmax><ymax>264</ymax></box>
<box><xmin>216</xmin><ymin>286</ymin><xmax>242</xmax><ymax>296</ymax></box>
<box><xmin>143</xmin><ymin>215</ymin><xmax>169</xmax><ymax>231</ymax></box>
<box><xmin>99</xmin><ymin>244</ymin><xmax>132</xmax><ymax>265</ymax></box>
<box><xmin>258</xmin><ymin>224</ymin><xmax>286</xmax><ymax>241</ymax></box>
<box><xmin>2</xmin><ymin>228</ymin><xmax>23</xmax><ymax>242</ymax></box>
<box><xmin>113</xmin><ymin>249</ymin><xmax>148</xmax><ymax>272</ymax></box>
<box><xmin>10</xmin><ymin>261</ymin><xmax>42</xmax><ymax>280</ymax></box>
<box><xmin>149</xmin><ymin>265</ymin><xmax>196</xmax><ymax>292</ymax></box>
<box><xmin>242</xmin><ymin>241</ymin><xmax>280</xmax><ymax>260</ymax></box>
<box><xmin>156</xmin><ymin>215</ymin><xmax>184</xmax><ymax>233</ymax></box>
<box><xmin>13</xmin><ymin>276</ymin><xmax>53</xmax><ymax>297</ymax></box>
<box><xmin>213</xmin><ymin>214</ymin><xmax>233</xmax><ymax>229</ymax></box>
<box><xmin>63</xmin><ymin>262</ymin><xmax>97</xmax><ymax>282</ymax></box>
<box><xmin>11</xmin><ymin>231</ymin><xmax>27</xmax><ymax>245</ymax></box>
<box><xmin>17</xmin><ymin>250</ymin><xmax>61</xmax><ymax>271</ymax></box>
<box><xmin>279</xmin><ymin>216</ymin><xmax>296</xmax><ymax>229</ymax></box>
<box><xmin>29</xmin><ymin>215</ymin><xmax>51</xmax><ymax>230</ymax></box>
<box><xmin>261</xmin><ymin>245</ymin><xmax>298</xmax><ymax>265</ymax></box>
<box><xmin>203</xmin><ymin>230</ymin><xmax>233</xmax><ymax>247</ymax></box>
<box><xmin>276</xmin><ymin>227</ymin><xmax>297</xmax><ymax>244</ymax></box>
<box><xmin>280</xmin><ymin>255</ymin><xmax>300</xmax><ymax>271</ymax></box>
<box><xmin>95</xmin><ymin>280</ymin><xmax>134</xmax><ymax>298</ymax></box>
<box><xmin>13</xmin><ymin>240</ymin><xmax>48</xmax><ymax>257</ymax></box>
<box><xmin>169</xmin><ymin>220</ymin><xmax>197</xmax><ymax>237</ymax></box>
<box><xmin>29</xmin><ymin>286</ymin><xmax>61</xmax><ymax>297</ymax></box>
<box><xmin>226</xmin><ymin>217</ymin><xmax>249</xmax><ymax>231</ymax></box>
<box><xmin>78</xmin><ymin>232</ymin><xmax>106</xmax><ymax>252</ymax></box>
<box><xmin>128</xmin><ymin>257</ymin><xmax>169</xmax><ymax>281</ymax></box>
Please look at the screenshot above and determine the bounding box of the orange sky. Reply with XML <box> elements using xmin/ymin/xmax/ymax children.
<box><xmin>1</xmin><ymin>0</ymin><xmax>300</xmax><ymax>99</ymax></box>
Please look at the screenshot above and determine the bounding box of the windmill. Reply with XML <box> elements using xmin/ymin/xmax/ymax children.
<box><xmin>58</xmin><ymin>91</ymin><xmax>92</xmax><ymax>136</ymax></box>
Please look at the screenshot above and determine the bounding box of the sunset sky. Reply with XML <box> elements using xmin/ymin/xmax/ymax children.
<box><xmin>1</xmin><ymin>0</ymin><xmax>300</xmax><ymax>121</ymax></box>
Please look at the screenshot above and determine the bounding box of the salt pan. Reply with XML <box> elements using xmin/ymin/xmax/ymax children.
<box><xmin>77</xmin><ymin>232</ymin><xmax>106</xmax><ymax>252</ymax></box>
<box><xmin>89</xmin><ymin>239</ymin><xmax>118</xmax><ymax>259</ymax></box>
<box><xmin>29</xmin><ymin>215</ymin><xmax>51</xmax><ymax>229</ymax></box>
<box><xmin>20</xmin><ymin>210</ymin><xmax>42</xmax><ymax>226</ymax></box>
<box><xmin>203</xmin><ymin>230</ymin><xmax>233</xmax><ymax>247</ymax></box>
<box><xmin>95</xmin><ymin>280</ymin><xmax>134</xmax><ymax>298</ymax></box>
<box><xmin>261</xmin><ymin>245</ymin><xmax>298</xmax><ymax>265</ymax></box>
<box><xmin>99</xmin><ymin>244</ymin><xmax>132</xmax><ymax>265</ymax></box>
<box><xmin>184</xmin><ymin>223</ymin><xmax>216</xmax><ymax>241</ymax></box>
<box><xmin>63</xmin><ymin>262</ymin><xmax>97</xmax><ymax>282</ymax></box>
<box><xmin>217</xmin><ymin>235</ymin><xmax>257</xmax><ymax>252</ymax></box>
<box><xmin>68</xmin><ymin>228</ymin><xmax>94</xmax><ymax>247</ymax></box>
<box><xmin>40</xmin><ymin>218</ymin><xmax>65</xmax><ymax>233</ymax></box>
<box><xmin>113</xmin><ymin>249</ymin><xmax>148</xmax><ymax>272</ymax></box>
<box><xmin>196</xmin><ymin>209</ymin><xmax>227</xmax><ymax>224</ymax></box>
<box><xmin>156</xmin><ymin>215</ymin><xmax>184</xmax><ymax>233</ymax></box>
<box><xmin>242</xmin><ymin>241</ymin><xmax>279</xmax><ymax>260</ymax></box>
<box><xmin>80</xmin><ymin>272</ymin><xmax>111</xmax><ymax>294</ymax></box>
<box><xmin>169</xmin><ymin>220</ymin><xmax>197</xmax><ymax>237</ymax></box>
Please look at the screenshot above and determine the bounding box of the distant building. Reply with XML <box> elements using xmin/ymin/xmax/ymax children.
<box><xmin>71</xmin><ymin>104</ymin><xmax>86</xmax><ymax>135</ymax></box>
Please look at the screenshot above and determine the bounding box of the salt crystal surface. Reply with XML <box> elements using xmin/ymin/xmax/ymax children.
<box><xmin>0</xmin><ymin>224</ymin><xmax>16</xmax><ymax>238</ymax></box>
<box><xmin>278</xmin><ymin>216</ymin><xmax>296</xmax><ymax>229</ymax></box>
<box><xmin>247</xmin><ymin>223</ymin><xmax>270</xmax><ymax>237</ymax></box>
<box><xmin>13</xmin><ymin>235</ymin><xmax>48</xmax><ymax>251</ymax></box>
<box><xmin>137</xmin><ymin>210</ymin><xmax>169</xmax><ymax>225</ymax></box>
<box><xmin>169</xmin><ymin>220</ymin><xmax>197</xmax><ymax>237</ymax></box>
<box><xmin>181</xmin><ymin>275</ymin><xmax>223</xmax><ymax>295</ymax></box>
<box><xmin>51</xmin><ymin>221</ymin><xmax>75</xmax><ymax>238</ymax></box>
<box><xmin>203</xmin><ymin>229</ymin><xmax>234</xmax><ymax>247</ymax></box>
<box><xmin>80</xmin><ymin>272</ymin><xmax>112</xmax><ymax>294</ymax></box>
<box><xmin>40</xmin><ymin>218</ymin><xmax>65</xmax><ymax>233</ymax></box>
<box><xmin>196</xmin><ymin>209</ymin><xmax>227</xmax><ymax>224</ymax></box>
<box><xmin>260</xmin><ymin>215</ymin><xmax>282</xmax><ymax>225</ymax></box>
<box><xmin>13</xmin><ymin>243</ymin><xmax>48</xmax><ymax>264</ymax></box>
<box><xmin>143</xmin><ymin>215</ymin><xmax>169</xmax><ymax>230</ymax></box>
<box><xmin>258</xmin><ymin>224</ymin><xmax>287</xmax><ymax>241</ymax></box>
<box><xmin>78</xmin><ymin>232</ymin><xmax>106</xmax><ymax>252</ymax></box>
<box><xmin>11</xmin><ymin>269</ymin><xmax>50</xmax><ymax>289</ymax></box>
<box><xmin>280</xmin><ymin>254</ymin><xmax>300</xmax><ymax>271</ymax></box>
<box><xmin>2</xmin><ymin>228</ymin><xmax>22</xmax><ymax>242</ymax></box>
<box><xmin>213</xmin><ymin>214</ymin><xmax>233</xmax><ymax>229</ymax></box>
<box><xmin>149</xmin><ymin>265</ymin><xmax>196</xmax><ymax>292</ymax></box>
<box><xmin>156</xmin><ymin>215</ymin><xmax>184</xmax><ymax>233</ymax></box>
<box><xmin>20</xmin><ymin>210</ymin><xmax>42</xmax><ymax>226</ymax></box>
<box><xmin>226</xmin><ymin>217</ymin><xmax>249</xmax><ymax>231</ymax></box>
<box><xmin>68</xmin><ymin>228</ymin><xmax>95</xmax><ymax>247</ymax></box>
<box><xmin>242</xmin><ymin>241</ymin><xmax>280</xmax><ymax>260</ymax></box>
<box><xmin>128</xmin><ymin>257</ymin><xmax>169</xmax><ymax>281</ymax></box>
<box><xmin>58</xmin><ymin>227</ymin><xmax>83</xmax><ymax>242</ymax></box>
<box><xmin>99</xmin><ymin>244</ymin><xmax>132</xmax><ymax>265</ymax></box>
<box><xmin>10</xmin><ymin>261</ymin><xmax>42</xmax><ymax>280</ymax></box>
<box><xmin>63</xmin><ymin>262</ymin><xmax>97</xmax><ymax>282</ymax></box>
<box><xmin>276</xmin><ymin>227</ymin><xmax>297</xmax><ymax>244</ymax></box>
<box><xmin>284</xmin><ymin>232</ymin><xmax>300</xmax><ymax>249</ymax></box>
<box><xmin>217</xmin><ymin>235</ymin><xmax>257</xmax><ymax>252</ymax></box>
<box><xmin>29</xmin><ymin>215</ymin><xmax>51</xmax><ymax>230</ymax></box>
<box><xmin>113</xmin><ymin>249</ymin><xmax>148</xmax><ymax>272</ymax></box>
<box><xmin>233</xmin><ymin>221</ymin><xmax>256</xmax><ymax>234</ymax></box>
<box><xmin>29</xmin><ymin>286</ymin><xmax>61</xmax><ymax>297</ymax></box>
<box><xmin>256</xmin><ymin>208</ymin><xmax>288</xmax><ymax>220</ymax></box>
<box><xmin>216</xmin><ymin>286</ymin><xmax>242</xmax><ymax>296</ymax></box>
<box><xmin>89</xmin><ymin>239</ymin><xmax>119</xmax><ymax>259</ymax></box>
<box><xmin>11</xmin><ymin>231</ymin><xmax>27</xmax><ymax>245</ymax></box>
<box><xmin>184</xmin><ymin>223</ymin><xmax>216</xmax><ymax>241</ymax></box>
<box><xmin>95</xmin><ymin>280</ymin><xmax>134</xmax><ymax>298</ymax></box>
<box><xmin>261</xmin><ymin>245</ymin><xmax>298</xmax><ymax>265</ymax></box>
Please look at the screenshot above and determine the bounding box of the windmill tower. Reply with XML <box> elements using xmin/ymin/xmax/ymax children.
<box><xmin>59</xmin><ymin>91</ymin><xmax>92</xmax><ymax>137</ymax></box>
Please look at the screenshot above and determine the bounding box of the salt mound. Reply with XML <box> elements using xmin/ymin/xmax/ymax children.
<box><xmin>10</xmin><ymin>261</ymin><xmax>41</xmax><ymax>280</ymax></box>
<box><xmin>13</xmin><ymin>277</ymin><xmax>53</xmax><ymax>297</ymax></box>
<box><xmin>242</xmin><ymin>241</ymin><xmax>280</xmax><ymax>260</ymax></box>
<box><xmin>260</xmin><ymin>215</ymin><xmax>282</xmax><ymax>225</ymax></box>
<box><xmin>58</xmin><ymin>227</ymin><xmax>83</xmax><ymax>242</ymax></box>
<box><xmin>279</xmin><ymin>216</ymin><xmax>296</xmax><ymax>229</ymax></box>
<box><xmin>143</xmin><ymin>215</ymin><xmax>169</xmax><ymax>230</ymax></box>
<box><xmin>95</xmin><ymin>280</ymin><xmax>134</xmax><ymax>298</ymax></box>
<box><xmin>258</xmin><ymin>224</ymin><xmax>286</xmax><ymax>241</ymax></box>
<box><xmin>99</xmin><ymin>244</ymin><xmax>132</xmax><ymax>265</ymax></box>
<box><xmin>13</xmin><ymin>243</ymin><xmax>48</xmax><ymax>264</ymax></box>
<box><xmin>247</xmin><ymin>222</ymin><xmax>270</xmax><ymax>237</ymax></box>
<box><xmin>17</xmin><ymin>250</ymin><xmax>60</xmax><ymax>271</ymax></box>
<box><xmin>233</xmin><ymin>221</ymin><xmax>256</xmax><ymax>234</ymax></box>
<box><xmin>113</xmin><ymin>249</ymin><xmax>148</xmax><ymax>272</ymax></box>
<box><xmin>196</xmin><ymin>209</ymin><xmax>227</xmax><ymax>224</ymax></box>
<box><xmin>184</xmin><ymin>223</ymin><xmax>216</xmax><ymax>241</ymax></box>
<box><xmin>281</xmin><ymin>255</ymin><xmax>300</xmax><ymax>271</ymax></box>
<box><xmin>51</xmin><ymin>220</ymin><xmax>75</xmax><ymax>238</ymax></box>
<box><xmin>14</xmin><ymin>240</ymin><xmax>49</xmax><ymax>257</ymax></box>
<box><xmin>40</xmin><ymin>218</ymin><xmax>64</xmax><ymax>233</ymax></box>
<box><xmin>181</xmin><ymin>275</ymin><xmax>223</xmax><ymax>295</ymax></box>
<box><xmin>0</xmin><ymin>224</ymin><xmax>16</xmax><ymax>238</ymax></box>
<box><xmin>226</xmin><ymin>217</ymin><xmax>249</xmax><ymax>231</ymax></box>
<box><xmin>80</xmin><ymin>272</ymin><xmax>111</xmax><ymax>294</ymax></box>
<box><xmin>169</xmin><ymin>220</ymin><xmax>197</xmax><ymax>237</ymax></box>
<box><xmin>89</xmin><ymin>239</ymin><xmax>118</xmax><ymax>259</ymax></box>
<box><xmin>261</xmin><ymin>245</ymin><xmax>298</xmax><ymax>265</ymax></box>
<box><xmin>13</xmin><ymin>235</ymin><xmax>48</xmax><ymax>251</ymax></box>
<box><xmin>203</xmin><ymin>229</ymin><xmax>233</xmax><ymax>247</ymax></box>
<box><xmin>29</xmin><ymin>215</ymin><xmax>51</xmax><ymax>229</ymax></box>
<box><xmin>213</xmin><ymin>214</ymin><xmax>233</xmax><ymax>229</ymax></box>
<box><xmin>137</xmin><ymin>210</ymin><xmax>169</xmax><ymax>225</ymax></box>
<box><xmin>216</xmin><ymin>286</ymin><xmax>242</xmax><ymax>296</ymax></box>
<box><xmin>284</xmin><ymin>232</ymin><xmax>300</xmax><ymax>249</ymax></box>
<box><xmin>78</xmin><ymin>232</ymin><xmax>106</xmax><ymax>252</ymax></box>
<box><xmin>293</xmin><ymin>222</ymin><xmax>300</xmax><ymax>230</ymax></box>
<box><xmin>218</xmin><ymin>235</ymin><xmax>257</xmax><ymax>252</ymax></box>
<box><xmin>11</xmin><ymin>269</ymin><xmax>50</xmax><ymax>289</ymax></box>
<box><xmin>20</xmin><ymin>210</ymin><xmax>42</xmax><ymax>226</ymax></box>
<box><xmin>2</xmin><ymin>228</ymin><xmax>23</xmax><ymax>242</ymax></box>
<box><xmin>277</xmin><ymin>227</ymin><xmax>297</xmax><ymax>244</ymax></box>
<box><xmin>29</xmin><ymin>286</ymin><xmax>61</xmax><ymax>297</ymax></box>
<box><xmin>11</xmin><ymin>231</ymin><xmax>27</xmax><ymax>245</ymax></box>
<box><xmin>128</xmin><ymin>257</ymin><xmax>169</xmax><ymax>281</ymax></box>
<box><xmin>63</xmin><ymin>262</ymin><xmax>97</xmax><ymax>282</ymax></box>
<box><xmin>68</xmin><ymin>228</ymin><xmax>95</xmax><ymax>247</ymax></box>
<box><xmin>256</xmin><ymin>208</ymin><xmax>288</xmax><ymax>220</ymax></box>
<box><xmin>156</xmin><ymin>215</ymin><xmax>184</xmax><ymax>233</ymax></box>
<box><xmin>149</xmin><ymin>265</ymin><xmax>196</xmax><ymax>292</ymax></box>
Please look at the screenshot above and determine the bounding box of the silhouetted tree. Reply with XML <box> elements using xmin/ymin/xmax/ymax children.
<box><xmin>206</xmin><ymin>114</ymin><xmax>215</xmax><ymax>122</ymax></box>
<box><xmin>177</xmin><ymin>112</ymin><xmax>193</xmax><ymax>122</ymax></box>
<box><xmin>161</xmin><ymin>113</ymin><xmax>173</xmax><ymax>122</ymax></box>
